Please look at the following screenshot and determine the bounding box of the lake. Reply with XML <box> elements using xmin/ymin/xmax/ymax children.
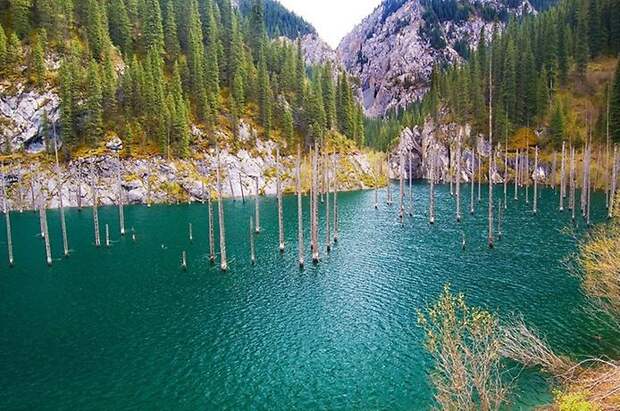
<box><xmin>1</xmin><ymin>182</ymin><xmax>618</xmax><ymax>410</ymax></box>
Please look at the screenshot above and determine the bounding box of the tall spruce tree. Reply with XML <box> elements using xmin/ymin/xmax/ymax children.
<box><xmin>0</xmin><ymin>25</ymin><xmax>6</xmax><ymax>71</ymax></box>
<box><xmin>164</xmin><ymin>0</ymin><xmax>180</xmax><ymax>61</ymax></box>
<box><xmin>84</xmin><ymin>61</ymin><xmax>104</xmax><ymax>145</ymax></box>
<box><xmin>143</xmin><ymin>0</ymin><xmax>164</xmax><ymax>52</ymax></box>
<box><xmin>108</xmin><ymin>0</ymin><xmax>132</xmax><ymax>55</ymax></box>
<box><xmin>11</xmin><ymin>0</ymin><xmax>32</xmax><ymax>38</ymax></box>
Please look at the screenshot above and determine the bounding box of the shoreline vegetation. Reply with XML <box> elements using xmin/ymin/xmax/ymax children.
<box><xmin>419</xmin><ymin>194</ymin><xmax>620</xmax><ymax>410</ymax></box>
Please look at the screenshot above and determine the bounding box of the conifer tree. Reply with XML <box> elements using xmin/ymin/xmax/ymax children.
<box><xmin>143</xmin><ymin>0</ymin><xmax>164</xmax><ymax>52</ymax></box>
<box><xmin>101</xmin><ymin>51</ymin><xmax>117</xmax><ymax>117</ymax></box>
<box><xmin>258</xmin><ymin>51</ymin><xmax>272</xmax><ymax>137</ymax></box>
<box><xmin>85</xmin><ymin>61</ymin><xmax>104</xmax><ymax>145</ymax></box>
<box><xmin>204</xmin><ymin>0</ymin><xmax>221</xmax><ymax>114</ymax></box>
<box><xmin>0</xmin><ymin>25</ymin><xmax>6</xmax><ymax>71</ymax></box>
<box><xmin>549</xmin><ymin>101</ymin><xmax>565</xmax><ymax>148</ymax></box>
<box><xmin>295</xmin><ymin>37</ymin><xmax>305</xmax><ymax>107</ymax></box>
<box><xmin>85</xmin><ymin>0</ymin><xmax>110</xmax><ymax>60</ymax></box>
<box><xmin>6</xmin><ymin>33</ymin><xmax>23</xmax><ymax>71</ymax></box>
<box><xmin>59</xmin><ymin>59</ymin><xmax>76</xmax><ymax>148</ymax></box>
<box><xmin>164</xmin><ymin>0</ymin><xmax>180</xmax><ymax>62</ymax></box>
<box><xmin>575</xmin><ymin>1</ymin><xmax>590</xmax><ymax>79</ymax></box>
<box><xmin>588</xmin><ymin>0</ymin><xmax>603</xmax><ymax>58</ymax></box>
<box><xmin>30</xmin><ymin>33</ymin><xmax>46</xmax><ymax>86</ymax></box>
<box><xmin>11</xmin><ymin>0</ymin><xmax>32</xmax><ymax>38</ymax></box>
<box><xmin>322</xmin><ymin>63</ymin><xmax>337</xmax><ymax>130</ymax></box>
<box><xmin>108</xmin><ymin>0</ymin><xmax>132</xmax><ymax>55</ymax></box>
<box><xmin>558</xmin><ymin>22</ymin><xmax>569</xmax><ymax>85</ymax></box>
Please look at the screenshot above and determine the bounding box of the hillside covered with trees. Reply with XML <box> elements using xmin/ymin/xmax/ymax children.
<box><xmin>0</xmin><ymin>0</ymin><xmax>366</xmax><ymax>158</ymax></box>
<box><xmin>366</xmin><ymin>0</ymin><xmax>620</xmax><ymax>152</ymax></box>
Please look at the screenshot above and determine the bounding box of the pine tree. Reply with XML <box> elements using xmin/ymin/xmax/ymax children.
<box><xmin>610</xmin><ymin>0</ymin><xmax>620</xmax><ymax>54</ymax></box>
<box><xmin>258</xmin><ymin>52</ymin><xmax>272</xmax><ymax>138</ymax></box>
<box><xmin>575</xmin><ymin>1</ymin><xmax>590</xmax><ymax>79</ymax></box>
<box><xmin>101</xmin><ymin>51</ymin><xmax>117</xmax><ymax>117</ymax></box>
<box><xmin>503</xmin><ymin>39</ymin><xmax>517</xmax><ymax>122</ymax></box>
<box><xmin>30</xmin><ymin>32</ymin><xmax>46</xmax><ymax>86</ymax></box>
<box><xmin>11</xmin><ymin>0</ymin><xmax>32</xmax><ymax>38</ymax></box>
<box><xmin>85</xmin><ymin>61</ymin><xmax>104</xmax><ymax>145</ymax></box>
<box><xmin>295</xmin><ymin>37</ymin><xmax>305</xmax><ymax>108</ymax></box>
<box><xmin>164</xmin><ymin>0</ymin><xmax>180</xmax><ymax>62</ymax></box>
<box><xmin>108</xmin><ymin>0</ymin><xmax>132</xmax><ymax>55</ymax></box>
<box><xmin>322</xmin><ymin>63</ymin><xmax>337</xmax><ymax>130</ymax></box>
<box><xmin>143</xmin><ymin>0</ymin><xmax>164</xmax><ymax>52</ymax></box>
<box><xmin>536</xmin><ymin>67</ymin><xmax>550</xmax><ymax>119</ymax></box>
<box><xmin>59</xmin><ymin>59</ymin><xmax>76</xmax><ymax>148</ymax></box>
<box><xmin>85</xmin><ymin>0</ymin><xmax>110</xmax><ymax>59</ymax></box>
<box><xmin>588</xmin><ymin>0</ymin><xmax>603</xmax><ymax>58</ymax></box>
<box><xmin>204</xmin><ymin>0</ymin><xmax>221</xmax><ymax>115</ymax></box>
<box><xmin>549</xmin><ymin>101</ymin><xmax>565</xmax><ymax>148</ymax></box>
<box><xmin>0</xmin><ymin>25</ymin><xmax>6</xmax><ymax>71</ymax></box>
<box><xmin>33</xmin><ymin>0</ymin><xmax>56</xmax><ymax>36</ymax></box>
<box><xmin>558</xmin><ymin>21</ymin><xmax>569</xmax><ymax>86</ymax></box>
<box><xmin>6</xmin><ymin>32</ymin><xmax>23</xmax><ymax>70</ymax></box>
<box><xmin>170</xmin><ymin>62</ymin><xmax>190</xmax><ymax>157</ymax></box>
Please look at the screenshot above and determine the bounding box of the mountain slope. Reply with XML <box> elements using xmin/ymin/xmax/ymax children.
<box><xmin>337</xmin><ymin>0</ymin><xmax>536</xmax><ymax>118</ymax></box>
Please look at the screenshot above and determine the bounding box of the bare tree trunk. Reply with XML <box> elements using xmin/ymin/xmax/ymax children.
<box><xmin>456</xmin><ymin>128</ymin><xmax>462</xmax><ymax>223</ymax></box>
<box><xmin>471</xmin><ymin>149</ymin><xmax>475</xmax><ymax>214</ymax></box>
<box><xmin>227</xmin><ymin>166</ymin><xmax>236</xmax><ymax>201</ymax></box>
<box><xmin>449</xmin><ymin>146</ymin><xmax>454</xmax><ymax>196</ymax></box>
<box><xmin>560</xmin><ymin>142</ymin><xmax>566</xmax><ymax>211</ymax></box>
<box><xmin>610</xmin><ymin>145</ymin><xmax>617</xmax><ymax>219</ymax></box>
<box><xmin>254</xmin><ymin>176</ymin><xmax>261</xmax><ymax>234</ymax></box>
<box><xmin>606</xmin><ymin>90</ymin><xmax>611</xmax><ymax>209</ymax></box>
<box><xmin>2</xmin><ymin>168</ymin><xmax>14</xmax><ymax>267</ymax></box>
<box><xmin>478</xmin><ymin>148</ymin><xmax>482</xmax><ymax>203</ymax></box>
<box><xmin>216</xmin><ymin>147</ymin><xmax>228</xmax><ymax>272</ymax></box>
<box><xmin>409</xmin><ymin>149</ymin><xmax>413</xmax><ymax>216</ymax></box>
<box><xmin>91</xmin><ymin>176</ymin><xmax>101</xmax><ymax>248</ymax></box>
<box><xmin>53</xmin><ymin>139</ymin><xmax>69</xmax><ymax>257</ymax></box>
<box><xmin>181</xmin><ymin>251</ymin><xmax>187</xmax><ymax>271</ymax></box>
<box><xmin>239</xmin><ymin>173</ymin><xmax>246</xmax><ymax>204</ymax></box>
<box><xmin>399</xmin><ymin>149</ymin><xmax>405</xmax><ymax>224</ymax></box>
<box><xmin>571</xmin><ymin>146</ymin><xmax>577</xmax><ymax>222</ymax></box>
<box><xmin>504</xmin><ymin>134</ymin><xmax>508</xmax><ymax>210</ymax></box>
<box><xmin>333</xmin><ymin>153</ymin><xmax>339</xmax><ymax>243</ymax></box>
<box><xmin>208</xmin><ymin>194</ymin><xmax>215</xmax><ymax>263</ymax></box>
<box><xmin>105</xmin><ymin>224</ymin><xmax>110</xmax><ymax>247</ymax></box>
<box><xmin>429</xmin><ymin>148</ymin><xmax>435</xmax><ymax>225</ymax></box>
<box><xmin>77</xmin><ymin>162</ymin><xmax>82</xmax><ymax>211</ymax></box>
<box><xmin>297</xmin><ymin>146</ymin><xmax>304</xmax><ymax>268</ymax></box>
<box><xmin>525</xmin><ymin>144</ymin><xmax>530</xmax><ymax>204</ymax></box>
<box><xmin>312</xmin><ymin>148</ymin><xmax>319</xmax><ymax>263</ymax></box>
<box><xmin>325</xmin><ymin>152</ymin><xmax>331</xmax><ymax>253</ymax></box>
<box><xmin>276</xmin><ymin>148</ymin><xmax>285</xmax><ymax>252</ymax></box>
<box><xmin>533</xmin><ymin>146</ymin><xmax>539</xmax><ymax>215</ymax></box>
<box><xmin>551</xmin><ymin>151</ymin><xmax>557</xmax><ymax>190</ymax></box>
<box><xmin>117</xmin><ymin>153</ymin><xmax>125</xmax><ymax>236</ymax></box>
<box><xmin>40</xmin><ymin>199</ymin><xmax>52</xmax><ymax>266</ymax></box>
<box><xmin>587</xmin><ymin>145</ymin><xmax>592</xmax><ymax>227</ymax></box>
<box><xmin>514</xmin><ymin>149</ymin><xmax>519</xmax><ymax>201</ymax></box>
<box><xmin>146</xmin><ymin>171</ymin><xmax>151</xmax><ymax>208</ymax></box>
<box><xmin>250</xmin><ymin>217</ymin><xmax>256</xmax><ymax>265</ymax></box>
<box><xmin>488</xmin><ymin>55</ymin><xmax>494</xmax><ymax>249</ymax></box>
<box><xmin>189</xmin><ymin>223</ymin><xmax>193</xmax><ymax>242</ymax></box>
<box><xmin>498</xmin><ymin>199</ymin><xmax>503</xmax><ymax>240</ymax></box>
<box><xmin>387</xmin><ymin>155</ymin><xmax>393</xmax><ymax>205</ymax></box>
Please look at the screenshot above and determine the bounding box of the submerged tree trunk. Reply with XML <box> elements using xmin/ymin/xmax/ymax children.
<box><xmin>312</xmin><ymin>148</ymin><xmax>319</xmax><ymax>263</ymax></box>
<box><xmin>514</xmin><ymin>149</ymin><xmax>519</xmax><ymax>201</ymax></box>
<box><xmin>387</xmin><ymin>155</ymin><xmax>393</xmax><ymax>206</ymax></box>
<box><xmin>297</xmin><ymin>146</ymin><xmax>304</xmax><ymax>268</ymax></box>
<box><xmin>276</xmin><ymin>149</ymin><xmax>285</xmax><ymax>252</ymax></box>
<box><xmin>254</xmin><ymin>176</ymin><xmax>261</xmax><ymax>234</ymax></box>
<box><xmin>325</xmin><ymin>152</ymin><xmax>331</xmax><ymax>253</ymax></box>
<box><xmin>117</xmin><ymin>153</ymin><xmax>125</xmax><ymax>236</ymax></box>
<box><xmin>208</xmin><ymin>194</ymin><xmax>216</xmax><ymax>263</ymax></box>
<box><xmin>105</xmin><ymin>224</ymin><xmax>110</xmax><ymax>247</ymax></box>
<box><xmin>250</xmin><ymin>217</ymin><xmax>256</xmax><ymax>265</ymax></box>
<box><xmin>533</xmin><ymin>146</ymin><xmax>539</xmax><ymax>215</ymax></box>
<box><xmin>216</xmin><ymin>147</ymin><xmax>228</xmax><ymax>272</ymax></box>
<box><xmin>609</xmin><ymin>145</ymin><xmax>617</xmax><ymax>218</ymax></box>
<box><xmin>560</xmin><ymin>142</ymin><xmax>566</xmax><ymax>211</ymax></box>
<box><xmin>456</xmin><ymin>128</ymin><xmax>462</xmax><ymax>223</ymax></box>
<box><xmin>504</xmin><ymin>135</ymin><xmax>508</xmax><ymax>210</ymax></box>
<box><xmin>571</xmin><ymin>146</ymin><xmax>577</xmax><ymax>222</ymax></box>
<box><xmin>333</xmin><ymin>153</ymin><xmax>339</xmax><ymax>243</ymax></box>
<box><xmin>429</xmin><ymin>148</ymin><xmax>435</xmax><ymax>225</ymax></box>
<box><xmin>471</xmin><ymin>149</ymin><xmax>475</xmax><ymax>214</ymax></box>
<box><xmin>91</xmin><ymin>176</ymin><xmax>101</xmax><ymax>248</ymax></box>
<box><xmin>488</xmin><ymin>56</ymin><xmax>494</xmax><ymax>249</ymax></box>
<box><xmin>2</xmin><ymin>168</ymin><xmax>14</xmax><ymax>267</ymax></box>
<box><xmin>399</xmin><ymin>149</ymin><xmax>405</xmax><ymax>224</ymax></box>
<box><xmin>409</xmin><ymin>150</ymin><xmax>413</xmax><ymax>216</ymax></box>
<box><xmin>54</xmin><ymin>139</ymin><xmax>69</xmax><ymax>257</ymax></box>
<box><xmin>40</xmin><ymin>200</ymin><xmax>52</xmax><ymax>266</ymax></box>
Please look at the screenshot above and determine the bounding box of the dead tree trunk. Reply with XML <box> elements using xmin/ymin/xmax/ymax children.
<box><xmin>399</xmin><ymin>149</ymin><xmax>405</xmax><ymax>224</ymax></box>
<box><xmin>117</xmin><ymin>153</ymin><xmax>125</xmax><ymax>236</ymax></box>
<box><xmin>297</xmin><ymin>146</ymin><xmax>305</xmax><ymax>268</ymax></box>
<box><xmin>478</xmin><ymin>148</ymin><xmax>482</xmax><ymax>203</ymax></box>
<box><xmin>250</xmin><ymin>217</ymin><xmax>256</xmax><ymax>265</ymax></box>
<box><xmin>311</xmin><ymin>148</ymin><xmax>319</xmax><ymax>263</ymax></box>
<box><xmin>105</xmin><ymin>224</ymin><xmax>110</xmax><ymax>247</ymax></box>
<box><xmin>53</xmin><ymin>139</ymin><xmax>69</xmax><ymax>257</ymax></box>
<box><xmin>488</xmin><ymin>56</ymin><xmax>494</xmax><ymax>249</ymax></box>
<box><xmin>216</xmin><ymin>147</ymin><xmax>228</xmax><ymax>272</ymax></box>
<box><xmin>409</xmin><ymin>149</ymin><xmax>413</xmax><ymax>216</ymax></box>
<box><xmin>609</xmin><ymin>145</ymin><xmax>617</xmax><ymax>219</ymax></box>
<box><xmin>333</xmin><ymin>153</ymin><xmax>339</xmax><ymax>243</ymax></box>
<box><xmin>276</xmin><ymin>148</ymin><xmax>285</xmax><ymax>252</ymax></box>
<box><xmin>571</xmin><ymin>146</ymin><xmax>577</xmax><ymax>222</ymax></box>
<box><xmin>429</xmin><ymin>148</ymin><xmax>435</xmax><ymax>225</ymax></box>
<box><xmin>254</xmin><ymin>176</ymin><xmax>261</xmax><ymax>234</ymax></box>
<box><xmin>533</xmin><ymin>146</ymin><xmax>539</xmax><ymax>215</ymax></box>
<box><xmin>40</xmin><ymin>199</ymin><xmax>52</xmax><ymax>266</ymax></box>
<box><xmin>560</xmin><ymin>142</ymin><xmax>566</xmax><ymax>211</ymax></box>
<box><xmin>208</xmin><ymin>194</ymin><xmax>215</xmax><ymax>263</ymax></box>
<box><xmin>2</xmin><ymin>168</ymin><xmax>14</xmax><ymax>267</ymax></box>
<box><xmin>91</xmin><ymin>176</ymin><xmax>101</xmax><ymax>248</ymax></box>
<box><xmin>514</xmin><ymin>149</ymin><xmax>519</xmax><ymax>201</ymax></box>
<box><xmin>386</xmin><ymin>155</ymin><xmax>393</xmax><ymax>205</ymax></box>
<box><xmin>227</xmin><ymin>166</ymin><xmax>236</xmax><ymax>201</ymax></box>
<box><xmin>239</xmin><ymin>173</ymin><xmax>246</xmax><ymax>204</ymax></box>
<box><xmin>325</xmin><ymin>152</ymin><xmax>331</xmax><ymax>253</ymax></box>
<box><xmin>504</xmin><ymin>136</ymin><xmax>508</xmax><ymax>210</ymax></box>
<box><xmin>189</xmin><ymin>223</ymin><xmax>193</xmax><ymax>242</ymax></box>
<box><xmin>471</xmin><ymin>149</ymin><xmax>475</xmax><ymax>214</ymax></box>
<box><xmin>525</xmin><ymin>144</ymin><xmax>530</xmax><ymax>205</ymax></box>
<box><xmin>456</xmin><ymin>128</ymin><xmax>462</xmax><ymax>222</ymax></box>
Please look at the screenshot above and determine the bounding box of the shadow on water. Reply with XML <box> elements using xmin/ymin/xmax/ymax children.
<box><xmin>0</xmin><ymin>182</ymin><xmax>618</xmax><ymax>410</ymax></box>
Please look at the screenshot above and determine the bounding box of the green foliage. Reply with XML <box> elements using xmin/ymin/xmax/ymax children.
<box><xmin>108</xmin><ymin>0</ymin><xmax>132</xmax><ymax>55</ymax></box>
<box><xmin>84</xmin><ymin>60</ymin><xmax>104</xmax><ymax>145</ymax></box>
<box><xmin>0</xmin><ymin>25</ymin><xmax>6</xmax><ymax>70</ymax></box>
<box><xmin>554</xmin><ymin>391</ymin><xmax>601</xmax><ymax>411</ymax></box>
<box><xmin>10</xmin><ymin>0</ymin><xmax>32</xmax><ymax>38</ymax></box>
<box><xmin>30</xmin><ymin>32</ymin><xmax>46</xmax><ymax>86</ymax></box>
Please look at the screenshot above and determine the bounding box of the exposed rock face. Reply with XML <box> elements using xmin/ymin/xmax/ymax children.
<box><xmin>337</xmin><ymin>0</ymin><xmax>535</xmax><ymax>117</ymax></box>
<box><xmin>1</xmin><ymin>131</ymin><xmax>378</xmax><ymax>211</ymax></box>
<box><xmin>389</xmin><ymin>118</ymin><xmax>550</xmax><ymax>184</ymax></box>
<box><xmin>300</xmin><ymin>33</ymin><xmax>341</xmax><ymax>68</ymax></box>
<box><xmin>0</xmin><ymin>83</ymin><xmax>60</xmax><ymax>153</ymax></box>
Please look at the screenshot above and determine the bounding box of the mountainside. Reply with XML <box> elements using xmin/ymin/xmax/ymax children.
<box><xmin>337</xmin><ymin>0</ymin><xmax>536</xmax><ymax>118</ymax></box>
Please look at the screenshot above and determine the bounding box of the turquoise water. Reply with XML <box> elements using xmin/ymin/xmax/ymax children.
<box><xmin>1</xmin><ymin>183</ymin><xmax>618</xmax><ymax>410</ymax></box>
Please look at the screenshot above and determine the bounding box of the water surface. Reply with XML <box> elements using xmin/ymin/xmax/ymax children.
<box><xmin>1</xmin><ymin>183</ymin><xmax>618</xmax><ymax>410</ymax></box>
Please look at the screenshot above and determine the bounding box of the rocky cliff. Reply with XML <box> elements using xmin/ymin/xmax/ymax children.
<box><xmin>337</xmin><ymin>0</ymin><xmax>535</xmax><ymax>117</ymax></box>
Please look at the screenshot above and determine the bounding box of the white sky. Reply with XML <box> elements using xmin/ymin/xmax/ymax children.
<box><xmin>278</xmin><ymin>0</ymin><xmax>383</xmax><ymax>49</ymax></box>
